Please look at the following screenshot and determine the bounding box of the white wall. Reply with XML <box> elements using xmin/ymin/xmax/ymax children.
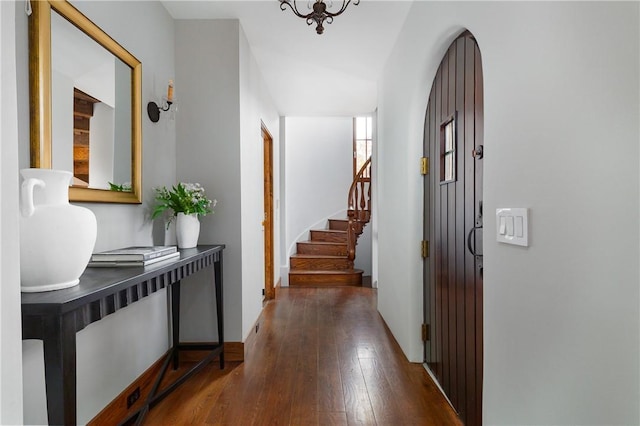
<box><xmin>239</xmin><ymin>24</ymin><xmax>281</xmax><ymax>338</ymax></box>
<box><xmin>16</xmin><ymin>1</ymin><xmax>177</xmax><ymax>423</ymax></box>
<box><xmin>370</xmin><ymin>110</ymin><xmax>378</xmax><ymax>287</ymax></box>
<box><xmin>377</xmin><ymin>2</ymin><xmax>639</xmax><ymax>425</ymax></box>
<box><xmin>113</xmin><ymin>59</ymin><xmax>132</xmax><ymax>186</ymax></box>
<box><xmin>51</xmin><ymin>70</ymin><xmax>74</xmax><ymax>173</ymax></box>
<box><xmin>74</xmin><ymin>61</ymin><xmax>115</xmax><ymax>108</ymax></box>
<box><xmin>176</xmin><ymin>19</ymin><xmax>279</xmax><ymax>343</ymax></box>
<box><xmin>175</xmin><ymin>19</ymin><xmax>243</xmax><ymax>345</ymax></box>
<box><xmin>0</xmin><ymin>2</ymin><xmax>23</xmax><ymax>424</ymax></box>
<box><xmin>282</xmin><ymin>117</ymin><xmax>353</xmax><ymax>276</ymax></box>
<box><xmin>89</xmin><ymin>103</ymin><xmax>115</xmax><ymax>189</ymax></box>
<box><xmin>279</xmin><ymin>117</ymin><xmax>287</xmax><ymax>278</ymax></box>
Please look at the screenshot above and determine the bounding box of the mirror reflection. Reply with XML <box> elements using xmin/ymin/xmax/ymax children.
<box><xmin>29</xmin><ymin>0</ymin><xmax>142</xmax><ymax>203</ymax></box>
<box><xmin>50</xmin><ymin>10</ymin><xmax>132</xmax><ymax>190</ymax></box>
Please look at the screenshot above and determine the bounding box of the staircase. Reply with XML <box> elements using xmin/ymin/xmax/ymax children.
<box><xmin>289</xmin><ymin>219</ymin><xmax>363</xmax><ymax>286</ymax></box>
<box><xmin>288</xmin><ymin>158</ymin><xmax>372</xmax><ymax>287</ymax></box>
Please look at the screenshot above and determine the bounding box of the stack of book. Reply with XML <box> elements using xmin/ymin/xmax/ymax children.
<box><xmin>88</xmin><ymin>246</ymin><xmax>179</xmax><ymax>267</ymax></box>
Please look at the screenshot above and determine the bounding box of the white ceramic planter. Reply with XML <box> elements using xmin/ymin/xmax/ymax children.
<box><xmin>176</xmin><ymin>212</ymin><xmax>200</xmax><ymax>249</ymax></box>
<box><xmin>19</xmin><ymin>169</ymin><xmax>97</xmax><ymax>292</ymax></box>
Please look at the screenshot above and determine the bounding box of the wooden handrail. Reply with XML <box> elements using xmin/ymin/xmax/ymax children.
<box><xmin>347</xmin><ymin>157</ymin><xmax>372</xmax><ymax>261</ymax></box>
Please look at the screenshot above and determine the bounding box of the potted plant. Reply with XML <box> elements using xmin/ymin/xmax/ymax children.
<box><xmin>152</xmin><ymin>182</ymin><xmax>216</xmax><ymax>248</ymax></box>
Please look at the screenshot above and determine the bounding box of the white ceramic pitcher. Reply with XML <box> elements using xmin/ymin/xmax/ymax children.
<box><xmin>19</xmin><ymin>169</ymin><xmax>97</xmax><ymax>292</ymax></box>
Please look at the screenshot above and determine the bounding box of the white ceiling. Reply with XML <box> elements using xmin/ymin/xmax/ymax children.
<box><xmin>161</xmin><ymin>0</ymin><xmax>413</xmax><ymax>116</ymax></box>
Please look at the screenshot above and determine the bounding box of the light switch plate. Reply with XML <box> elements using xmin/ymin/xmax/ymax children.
<box><xmin>496</xmin><ymin>208</ymin><xmax>528</xmax><ymax>246</ymax></box>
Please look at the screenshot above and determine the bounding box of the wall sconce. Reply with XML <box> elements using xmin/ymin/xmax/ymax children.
<box><xmin>147</xmin><ymin>80</ymin><xmax>175</xmax><ymax>123</ymax></box>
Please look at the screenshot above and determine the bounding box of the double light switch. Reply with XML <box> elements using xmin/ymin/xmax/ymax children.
<box><xmin>496</xmin><ymin>208</ymin><xmax>528</xmax><ymax>246</ymax></box>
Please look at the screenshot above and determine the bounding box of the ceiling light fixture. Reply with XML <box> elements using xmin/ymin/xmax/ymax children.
<box><xmin>279</xmin><ymin>0</ymin><xmax>360</xmax><ymax>35</ymax></box>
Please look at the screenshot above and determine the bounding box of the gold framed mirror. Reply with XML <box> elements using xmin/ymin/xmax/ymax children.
<box><xmin>29</xmin><ymin>0</ymin><xmax>142</xmax><ymax>203</ymax></box>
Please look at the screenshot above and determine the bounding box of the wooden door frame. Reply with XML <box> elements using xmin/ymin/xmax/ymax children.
<box><xmin>262</xmin><ymin>122</ymin><xmax>275</xmax><ymax>300</ymax></box>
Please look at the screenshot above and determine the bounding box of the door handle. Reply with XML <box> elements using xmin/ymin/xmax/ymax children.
<box><xmin>466</xmin><ymin>226</ymin><xmax>483</xmax><ymax>257</ymax></box>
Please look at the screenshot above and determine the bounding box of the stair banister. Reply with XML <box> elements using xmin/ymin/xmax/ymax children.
<box><xmin>347</xmin><ymin>157</ymin><xmax>372</xmax><ymax>261</ymax></box>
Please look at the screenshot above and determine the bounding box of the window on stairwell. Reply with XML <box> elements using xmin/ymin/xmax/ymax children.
<box><xmin>353</xmin><ymin>116</ymin><xmax>372</xmax><ymax>180</ymax></box>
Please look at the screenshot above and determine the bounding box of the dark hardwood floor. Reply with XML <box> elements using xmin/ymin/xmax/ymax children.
<box><xmin>142</xmin><ymin>287</ymin><xmax>462</xmax><ymax>425</ymax></box>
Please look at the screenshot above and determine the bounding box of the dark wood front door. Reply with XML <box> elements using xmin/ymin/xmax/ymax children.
<box><xmin>423</xmin><ymin>31</ymin><xmax>483</xmax><ymax>426</ymax></box>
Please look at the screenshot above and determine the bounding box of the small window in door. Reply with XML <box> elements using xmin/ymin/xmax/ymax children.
<box><xmin>354</xmin><ymin>116</ymin><xmax>372</xmax><ymax>179</ymax></box>
<box><xmin>440</xmin><ymin>114</ymin><xmax>456</xmax><ymax>184</ymax></box>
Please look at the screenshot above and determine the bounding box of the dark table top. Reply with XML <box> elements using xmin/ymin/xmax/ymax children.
<box><xmin>21</xmin><ymin>245</ymin><xmax>225</xmax><ymax>316</ymax></box>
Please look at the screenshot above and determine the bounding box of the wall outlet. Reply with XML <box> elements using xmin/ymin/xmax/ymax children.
<box><xmin>126</xmin><ymin>386</ymin><xmax>141</xmax><ymax>409</ymax></box>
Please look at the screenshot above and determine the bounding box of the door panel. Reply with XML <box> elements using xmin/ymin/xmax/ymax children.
<box><xmin>423</xmin><ymin>32</ymin><xmax>483</xmax><ymax>426</ymax></box>
<box><xmin>473</xmin><ymin>42</ymin><xmax>484</xmax><ymax>422</ymax></box>
<box><xmin>463</xmin><ymin>36</ymin><xmax>478</xmax><ymax>423</ymax></box>
<box><xmin>263</xmin><ymin>124</ymin><xmax>275</xmax><ymax>300</ymax></box>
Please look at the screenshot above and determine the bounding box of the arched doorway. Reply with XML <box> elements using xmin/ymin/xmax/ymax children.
<box><xmin>423</xmin><ymin>30</ymin><xmax>484</xmax><ymax>426</ymax></box>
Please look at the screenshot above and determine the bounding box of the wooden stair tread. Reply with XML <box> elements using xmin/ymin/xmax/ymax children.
<box><xmin>289</xmin><ymin>269</ymin><xmax>363</xmax><ymax>287</ymax></box>
<box><xmin>289</xmin><ymin>269</ymin><xmax>363</xmax><ymax>275</ymax></box>
<box><xmin>290</xmin><ymin>254</ymin><xmax>347</xmax><ymax>259</ymax></box>
<box><xmin>297</xmin><ymin>241</ymin><xmax>346</xmax><ymax>245</ymax></box>
<box><xmin>296</xmin><ymin>240</ymin><xmax>348</xmax><ymax>256</ymax></box>
<box><xmin>328</xmin><ymin>219</ymin><xmax>349</xmax><ymax>231</ymax></box>
<box><xmin>310</xmin><ymin>229</ymin><xmax>348</xmax><ymax>243</ymax></box>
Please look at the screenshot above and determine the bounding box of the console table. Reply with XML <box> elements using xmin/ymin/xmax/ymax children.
<box><xmin>21</xmin><ymin>245</ymin><xmax>225</xmax><ymax>426</ymax></box>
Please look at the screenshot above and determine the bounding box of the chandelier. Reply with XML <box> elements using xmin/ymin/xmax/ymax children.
<box><xmin>279</xmin><ymin>0</ymin><xmax>360</xmax><ymax>35</ymax></box>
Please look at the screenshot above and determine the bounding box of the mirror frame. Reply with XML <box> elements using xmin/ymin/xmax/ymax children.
<box><xmin>29</xmin><ymin>0</ymin><xmax>142</xmax><ymax>203</ymax></box>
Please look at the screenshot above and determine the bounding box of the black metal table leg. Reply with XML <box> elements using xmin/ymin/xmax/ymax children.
<box><xmin>42</xmin><ymin>311</ymin><xmax>77</xmax><ymax>425</ymax></box>
<box><xmin>171</xmin><ymin>280</ymin><xmax>181</xmax><ymax>370</ymax></box>
<box><xmin>214</xmin><ymin>252</ymin><xmax>224</xmax><ymax>369</ymax></box>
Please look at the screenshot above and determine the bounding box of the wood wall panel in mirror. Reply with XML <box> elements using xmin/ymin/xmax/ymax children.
<box><xmin>29</xmin><ymin>0</ymin><xmax>142</xmax><ymax>203</ymax></box>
